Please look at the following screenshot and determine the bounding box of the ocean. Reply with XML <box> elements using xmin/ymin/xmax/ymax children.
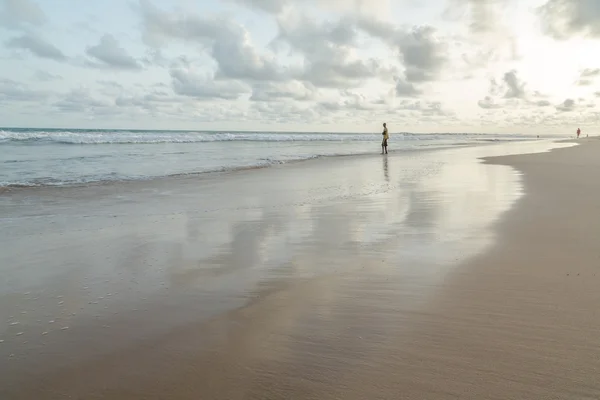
<box><xmin>0</xmin><ymin>128</ymin><xmax>544</xmax><ymax>188</ymax></box>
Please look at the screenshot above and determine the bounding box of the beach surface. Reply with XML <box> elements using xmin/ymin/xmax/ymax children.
<box><xmin>2</xmin><ymin>139</ymin><xmax>599</xmax><ymax>399</ymax></box>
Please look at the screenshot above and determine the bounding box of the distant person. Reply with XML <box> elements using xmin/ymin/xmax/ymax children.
<box><xmin>381</xmin><ymin>123</ymin><xmax>389</xmax><ymax>154</ymax></box>
<box><xmin>577</xmin><ymin>128</ymin><xmax>581</xmax><ymax>138</ymax></box>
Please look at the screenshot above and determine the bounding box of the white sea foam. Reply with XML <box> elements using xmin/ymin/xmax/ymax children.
<box><xmin>2</xmin><ymin>130</ymin><xmax>382</xmax><ymax>144</ymax></box>
<box><xmin>0</xmin><ymin>129</ymin><xmax>537</xmax><ymax>145</ymax></box>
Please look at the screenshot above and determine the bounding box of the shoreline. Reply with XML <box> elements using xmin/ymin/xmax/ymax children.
<box><xmin>1</xmin><ymin>139</ymin><xmax>591</xmax><ymax>399</ymax></box>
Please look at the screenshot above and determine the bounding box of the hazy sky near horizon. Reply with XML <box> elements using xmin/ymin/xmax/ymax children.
<box><xmin>0</xmin><ymin>0</ymin><xmax>599</xmax><ymax>133</ymax></box>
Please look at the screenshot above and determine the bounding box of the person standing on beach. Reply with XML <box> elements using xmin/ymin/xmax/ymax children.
<box><xmin>577</xmin><ymin>127</ymin><xmax>581</xmax><ymax>139</ymax></box>
<box><xmin>381</xmin><ymin>123</ymin><xmax>389</xmax><ymax>154</ymax></box>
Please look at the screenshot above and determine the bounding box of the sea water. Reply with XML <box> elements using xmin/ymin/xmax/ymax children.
<box><xmin>0</xmin><ymin>128</ymin><xmax>544</xmax><ymax>187</ymax></box>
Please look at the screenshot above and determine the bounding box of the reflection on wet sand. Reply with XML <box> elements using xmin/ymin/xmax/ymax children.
<box><xmin>383</xmin><ymin>155</ymin><xmax>389</xmax><ymax>182</ymax></box>
<box><xmin>0</xmin><ymin>141</ymin><xmax>574</xmax><ymax>399</ymax></box>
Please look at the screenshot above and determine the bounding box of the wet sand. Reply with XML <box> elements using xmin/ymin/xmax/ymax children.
<box><xmin>2</xmin><ymin>139</ymin><xmax>596</xmax><ymax>399</ymax></box>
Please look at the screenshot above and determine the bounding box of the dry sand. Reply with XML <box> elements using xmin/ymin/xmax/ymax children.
<box><xmin>2</xmin><ymin>139</ymin><xmax>599</xmax><ymax>399</ymax></box>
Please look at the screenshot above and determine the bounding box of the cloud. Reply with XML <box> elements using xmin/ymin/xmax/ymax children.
<box><xmin>538</xmin><ymin>0</ymin><xmax>600</xmax><ymax>39</ymax></box>
<box><xmin>445</xmin><ymin>0</ymin><xmax>510</xmax><ymax>34</ymax></box>
<box><xmin>54</xmin><ymin>88</ymin><xmax>113</xmax><ymax>114</ymax></box>
<box><xmin>250</xmin><ymin>81</ymin><xmax>316</xmax><ymax>101</ymax></box>
<box><xmin>556</xmin><ymin>98</ymin><xmax>577</xmax><ymax>112</ymax></box>
<box><xmin>0</xmin><ymin>78</ymin><xmax>48</xmax><ymax>102</ymax></box>
<box><xmin>356</xmin><ymin>19</ymin><xmax>447</xmax><ymax>85</ymax></box>
<box><xmin>478</xmin><ymin>70</ymin><xmax>553</xmax><ymax>110</ymax></box>
<box><xmin>576</xmin><ymin>68</ymin><xmax>600</xmax><ymax>85</ymax></box>
<box><xmin>394</xmin><ymin>100</ymin><xmax>451</xmax><ymax>118</ymax></box>
<box><xmin>98</xmin><ymin>80</ymin><xmax>124</xmax><ymax>90</ymax></box>
<box><xmin>502</xmin><ymin>70</ymin><xmax>526</xmax><ymax>99</ymax></box>
<box><xmin>114</xmin><ymin>89</ymin><xmax>177</xmax><ymax>114</ymax></box>
<box><xmin>340</xmin><ymin>90</ymin><xmax>388</xmax><ymax>111</ymax></box>
<box><xmin>85</xmin><ymin>34</ymin><xmax>141</xmax><ymax>70</ymax></box>
<box><xmin>229</xmin><ymin>0</ymin><xmax>391</xmax><ymax>18</ymax></box>
<box><xmin>0</xmin><ymin>0</ymin><xmax>46</xmax><ymax>29</ymax></box>
<box><xmin>139</xmin><ymin>0</ymin><xmax>289</xmax><ymax>81</ymax></box>
<box><xmin>273</xmin><ymin>15</ymin><xmax>377</xmax><ymax>88</ymax></box>
<box><xmin>398</xmin><ymin>26</ymin><xmax>447</xmax><ymax>83</ymax></box>
<box><xmin>170</xmin><ymin>67</ymin><xmax>250</xmax><ymax>100</ymax></box>
<box><xmin>228</xmin><ymin>0</ymin><xmax>287</xmax><ymax>14</ymax></box>
<box><xmin>478</xmin><ymin>95</ymin><xmax>502</xmax><ymax>109</ymax></box>
<box><xmin>139</xmin><ymin>1</ymin><xmax>435</xmax><ymax>97</ymax></box>
<box><xmin>6</xmin><ymin>33</ymin><xmax>66</xmax><ymax>61</ymax></box>
<box><xmin>580</xmin><ymin>68</ymin><xmax>600</xmax><ymax>78</ymax></box>
<box><xmin>34</xmin><ymin>70</ymin><xmax>62</xmax><ymax>82</ymax></box>
<box><xmin>251</xmin><ymin>100</ymin><xmax>322</xmax><ymax>123</ymax></box>
<box><xmin>394</xmin><ymin>76</ymin><xmax>420</xmax><ymax>97</ymax></box>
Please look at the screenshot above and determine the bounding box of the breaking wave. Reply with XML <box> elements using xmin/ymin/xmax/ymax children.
<box><xmin>0</xmin><ymin>129</ymin><xmax>537</xmax><ymax>145</ymax></box>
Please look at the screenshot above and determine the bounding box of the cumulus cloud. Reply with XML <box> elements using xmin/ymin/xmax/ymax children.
<box><xmin>394</xmin><ymin>77</ymin><xmax>420</xmax><ymax>97</ymax></box>
<box><xmin>538</xmin><ymin>0</ymin><xmax>600</xmax><ymax>39</ymax></box>
<box><xmin>478</xmin><ymin>70</ymin><xmax>554</xmax><ymax>110</ymax></box>
<box><xmin>576</xmin><ymin>68</ymin><xmax>600</xmax><ymax>86</ymax></box>
<box><xmin>272</xmin><ymin>13</ymin><xmax>394</xmax><ymax>88</ymax></box>
<box><xmin>502</xmin><ymin>70</ymin><xmax>526</xmax><ymax>99</ymax></box>
<box><xmin>6</xmin><ymin>33</ymin><xmax>66</xmax><ymax>61</ymax></box>
<box><xmin>114</xmin><ymin>89</ymin><xmax>178</xmax><ymax>115</ymax></box>
<box><xmin>86</xmin><ymin>34</ymin><xmax>141</xmax><ymax>70</ymax></box>
<box><xmin>139</xmin><ymin>0</ymin><xmax>289</xmax><ymax>81</ymax></box>
<box><xmin>356</xmin><ymin>19</ymin><xmax>447</xmax><ymax>86</ymax></box>
<box><xmin>54</xmin><ymin>88</ymin><xmax>113</xmax><ymax>113</ymax></box>
<box><xmin>139</xmin><ymin>0</ymin><xmax>439</xmax><ymax>100</ymax></box>
<box><xmin>0</xmin><ymin>0</ymin><xmax>46</xmax><ymax>29</ymax></box>
<box><xmin>556</xmin><ymin>98</ymin><xmax>577</xmax><ymax>112</ymax></box>
<box><xmin>478</xmin><ymin>96</ymin><xmax>502</xmax><ymax>109</ymax></box>
<box><xmin>0</xmin><ymin>78</ymin><xmax>48</xmax><ymax>102</ymax></box>
<box><xmin>399</xmin><ymin>26</ymin><xmax>447</xmax><ymax>83</ymax></box>
<box><xmin>170</xmin><ymin>67</ymin><xmax>250</xmax><ymax>100</ymax></box>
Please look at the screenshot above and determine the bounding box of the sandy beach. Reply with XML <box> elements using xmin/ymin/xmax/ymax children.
<box><xmin>2</xmin><ymin>139</ymin><xmax>599</xmax><ymax>399</ymax></box>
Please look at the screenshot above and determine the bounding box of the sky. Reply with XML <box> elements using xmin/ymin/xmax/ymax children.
<box><xmin>0</xmin><ymin>0</ymin><xmax>599</xmax><ymax>134</ymax></box>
